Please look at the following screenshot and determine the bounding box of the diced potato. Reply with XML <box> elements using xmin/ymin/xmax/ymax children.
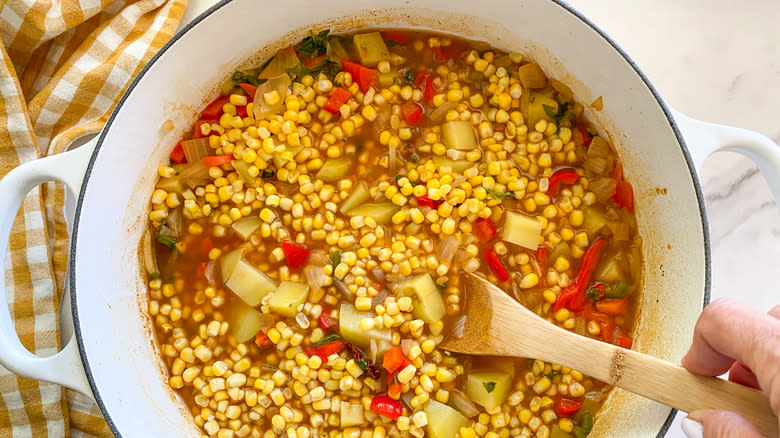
<box><xmin>431</xmin><ymin>156</ymin><xmax>475</xmax><ymax>174</ymax></box>
<box><xmin>231</xmin><ymin>216</ymin><xmax>263</xmax><ymax>241</ymax></box>
<box><xmin>465</xmin><ymin>370</ymin><xmax>512</xmax><ymax>411</ymax></box>
<box><xmin>339</xmin><ymin>303</ymin><xmax>391</xmax><ymax>347</ymax></box>
<box><xmin>472</xmin><ymin>357</ymin><xmax>517</xmax><ymax>379</ymax></box>
<box><xmin>424</xmin><ymin>400</ymin><xmax>470</xmax><ymax>438</ymax></box>
<box><xmin>347</xmin><ymin>203</ymin><xmax>399</xmax><ymax>225</ymax></box>
<box><xmin>582</xmin><ymin>207</ymin><xmax>608</xmax><ymax>236</ymax></box>
<box><xmin>226</xmin><ymin>299</ymin><xmax>273</xmax><ymax>344</ymax></box>
<box><xmin>268</xmin><ymin>281</ymin><xmax>310</xmax><ymax>317</ymax></box>
<box><xmin>548</xmin><ymin>242</ymin><xmax>571</xmax><ymax>263</ymax></box>
<box><xmin>327</xmin><ymin>37</ymin><xmax>350</xmax><ymax>64</ymax></box>
<box><xmin>396</xmin><ymin>273</ymin><xmax>445</xmax><ymax>323</ymax></box>
<box><xmin>550</xmin><ymin>78</ymin><xmax>573</xmax><ymax>102</ymax></box>
<box><xmin>594</xmin><ymin>255</ymin><xmax>625</xmax><ymax>284</ymax></box>
<box><xmin>526</xmin><ymin>92</ymin><xmax>558</xmax><ymax>128</ymax></box>
<box><xmin>340</xmin><ymin>402</ymin><xmax>365</xmax><ymax>427</ymax></box>
<box><xmin>155</xmin><ymin>176</ymin><xmax>184</xmax><ymax>193</ymax></box>
<box><xmin>353</xmin><ymin>32</ymin><xmax>390</xmax><ymax>67</ymax></box>
<box><xmin>272</xmin><ymin>145</ymin><xmax>302</xmax><ymax>169</ymax></box>
<box><xmin>339</xmin><ymin>182</ymin><xmax>371</xmax><ymax>214</ymax></box>
<box><xmin>316</xmin><ymin>158</ymin><xmax>352</xmax><ymax>182</ymax></box>
<box><xmin>220</xmin><ymin>248</ymin><xmax>246</xmax><ymax>282</ymax></box>
<box><xmin>502</xmin><ymin>211</ymin><xmax>542</xmax><ymax>250</ymax></box>
<box><xmin>517</xmin><ymin>63</ymin><xmax>548</xmax><ymax>89</ymax></box>
<box><xmin>231</xmin><ymin>160</ymin><xmax>257</xmax><ymax>185</ymax></box>
<box><xmin>441</xmin><ymin>121</ymin><xmax>477</xmax><ymax>150</ymax></box>
<box><xmin>225</xmin><ymin>258</ymin><xmax>277</xmax><ymax>307</ymax></box>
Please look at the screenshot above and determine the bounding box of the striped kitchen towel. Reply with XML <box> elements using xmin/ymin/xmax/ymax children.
<box><xmin>0</xmin><ymin>1</ymin><xmax>188</xmax><ymax>436</ymax></box>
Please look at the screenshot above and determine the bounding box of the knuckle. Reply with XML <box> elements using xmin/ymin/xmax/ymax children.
<box><xmin>769</xmin><ymin>304</ymin><xmax>780</xmax><ymax>319</ymax></box>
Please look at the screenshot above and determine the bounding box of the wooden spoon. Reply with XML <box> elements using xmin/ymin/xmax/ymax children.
<box><xmin>440</xmin><ymin>273</ymin><xmax>778</xmax><ymax>438</ymax></box>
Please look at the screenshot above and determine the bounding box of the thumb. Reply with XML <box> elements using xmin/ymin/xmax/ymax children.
<box><xmin>684</xmin><ymin>410</ymin><xmax>766</xmax><ymax>438</ymax></box>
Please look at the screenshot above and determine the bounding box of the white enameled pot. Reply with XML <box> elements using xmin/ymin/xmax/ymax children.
<box><xmin>1</xmin><ymin>0</ymin><xmax>779</xmax><ymax>436</ymax></box>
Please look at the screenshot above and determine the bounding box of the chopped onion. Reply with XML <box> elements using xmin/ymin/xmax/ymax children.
<box><xmin>389</xmin><ymin>144</ymin><xmax>397</xmax><ymax>174</ymax></box>
<box><xmin>166</xmin><ymin>207</ymin><xmax>182</xmax><ymax>236</ymax></box>
<box><xmin>371</xmin><ymin>288</ymin><xmax>388</xmax><ymax>308</ymax></box>
<box><xmin>446</xmin><ymin>148</ymin><xmax>467</xmax><ymax>160</ymax></box>
<box><xmin>451</xmin><ymin>315</ymin><xmax>467</xmax><ymax>339</ymax></box>
<box><xmin>253</xmin><ymin>73</ymin><xmax>291</xmax><ymax>120</ymax></box>
<box><xmin>371</xmin><ymin>268</ymin><xmax>385</xmax><ymax>282</ymax></box>
<box><xmin>175</xmin><ymin>161</ymin><xmax>211</xmax><ymax>189</ymax></box>
<box><xmin>584</xmin><ymin>157</ymin><xmax>610</xmax><ymax>175</ymax></box>
<box><xmin>141</xmin><ymin>229</ymin><xmax>158</xmax><ymax>276</ymax></box>
<box><xmin>607</xmin><ymin>221</ymin><xmax>629</xmax><ymax>241</ymax></box>
<box><xmin>276</xmin><ymin>181</ymin><xmax>299</xmax><ymax>196</ymax></box>
<box><xmin>259</xmin><ymin>47</ymin><xmax>300</xmax><ymax>80</ymax></box>
<box><xmin>181</xmin><ymin>137</ymin><xmax>212</xmax><ymax>163</ymax></box>
<box><xmin>449</xmin><ymin>389</ymin><xmax>480</xmax><ymax>418</ymax></box>
<box><xmin>307</xmin><ymin>249</ymin><xmax>330</xmax><ymax>267</ymax></box>
<box><xmin>304</xmin><ymin>265</ymin><xmax>329</xmax><ymax>294</ymax></box>
<box><xmin>401</xmin><ymin>339</ymin><xmax>415</xmax><ymax>357</ymax></box>
<box><xmin>590</xmin><ymin>177</ymin><xmax>617</xmax><ymax>202</ymax></box>
<box><xmin>369</xmin><ymin>339</ymin><xmax>378</xmax><ymax>362</ymax></box>
<box><xmin>429</xmin><ymin>101</ymin><xmax>456</xmax><ymax>122</ymax></box>
<box><xmin>333</xmin><ymin>279</ymin><xmax>353</xmax><ymax>301</ymax></box>
<box><xmin>437</xmin><ymin>236</ymin><xmax>459</xmax><ymax>267</ymax></box>
<box><xmin>204</xmin><ymin>261</ymin><xmax>216</xmax><ymax>285</ymax></box>
<box><xmin>587</xmin><ymin>136</ymin><xmax>612</xmax><ymax>158</ymax></box>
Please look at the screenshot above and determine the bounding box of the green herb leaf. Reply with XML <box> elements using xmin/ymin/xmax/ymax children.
<box><xmin>296</xmin><ymin>29</ymin><xmax>331</xmax><ymax>57</ymax></box>
<box><xmin>312</xmin><ymin>333</ymin><xmax>343</xmax><ymax>348</ymax></box>
<box><xmin>483</xmin><ymin>381</ymin><xmax>497</xmax><ymax>393</ymax></box>
<box><xmin>542</xmin><ymin>104</ymin><xmax>558</xmax><ymax>119</ymax></box>
<box><xmin>585</xmin><ymin>287</ymin><xmax>600</xmax><ymax>302</ymax></box>
<box><xmin>286</xmin><ymin>58</ymin><xmax>340</xmax><ymax>81</ymax></box>
<box><xmin>385</xmin><ymin>39</ymin><xmax>403</xmax><ymax>47</ymax></box>
<box><xmin>149</xmin><ymin>272</ymin><xmax>160</xmax><ymax>280</ymax></box>
<box><xmin>157</xmin><ymin>235</ymin><xmax>177</xmax><ymax>252</ymax></box>
<box><xmin>404</xmin><ymin>70</ymin><xmax>415</xmax><ymax>85</ymax></box>
<box><xmin>436</xmin><ymin>282</ymin><xmax>447</xmax><ymax>293</ymax></box>
<box><xmin>329</xmin><ymin>250</ymin><xmax>341</xmax><ymax>269</ymax></box>
<box><xmin>262</xmin><ymin>364</ymin><xmax>279</xmax><ymax>371</ymax></box>
<box><xmin>231</xmin><ymin>67</ymin><xmax>266</xmax><ymax>87</ymax></box>
<box><xmin>486</xmin><ymin>188</ymin><xmax>516</xmax><ymax>200</ymax></box>
<box><xmin>262</xmin><ymin>169</ymin><xmax>275</xmax><ymax>178</ymax></box>
<box><xmin>606</xmin><ymin>281</ymin><xmax>630</xmax><ymax>299</ymax></box>
<box><xmin>355</xmin><ymin>357</ymin><xmax>370</xmax><ymax>370</ymax></box>
<box><xmin>411</xmin><ymin>154</ymin><xmax>420</xmax><ymax>163</ymax></box>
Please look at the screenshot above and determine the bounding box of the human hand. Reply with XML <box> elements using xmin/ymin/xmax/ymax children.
<box><xmin>680</xmin><ymin>298</ymin><xmax>780</xmax><ymax>438</ymax></box>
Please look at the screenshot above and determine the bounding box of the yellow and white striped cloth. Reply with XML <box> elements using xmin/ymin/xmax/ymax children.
<box><xmin>0</xmin><ymin>1</ymin><xmax>188</xmax><ymax>436</ymax></box>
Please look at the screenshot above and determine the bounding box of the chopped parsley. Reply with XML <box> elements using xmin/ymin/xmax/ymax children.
<box><xmin>329</xmin><ymin>250</ymin><xmax>341</xmax><ymax>269</ymax></box>
<box><xmin>149</xmin><ymin>272</ymin><xmax>160</xmax><ymax>280</ymax></box>
<box><xmin>295</xmin><ymin>29</ymin><xmax>331</xmax><ymax>57</ymax></box>
<box><xmin>410</xmin><ymin>153</ymin><xmax>420</xmax><ymax>163</ymax></box>
<box><xmin>487</xmin><ymin>188</ymin><xmax>516</xmax><ymax>200</ymax></box>
<box><xmin>231</xmin><ymin>67</ymin><xmax>266</xmax><ymax>87</ymax></box>
<box><xmin>157</xmin><ymin>235</ymin><xmax>177</xmax><ymax>252</ymax></box>
<box><xmin>543</xmin><ymin>102</ymin><xmax>576</xmax><ymax>124</ymax></box>
<box><xmin>355</xmin><ymin>356</ymin><xmax>370</xmax><ymax>370</ymax></box>
<box><xmin>312</xmin><ymin>333</ymin><xmax>343</xmax><ymax>348</ymax></box>
<box><xmin>261</xmin><ymin>169</ymin><xmax>275</xmax><ymax>178</ymax></box>
<box><xmin>403</xmin><ymin>70</ymin><xmax>415</xmax><ymax>85</ymax></box>
<box><xmin>436</xmin><ymin>282</ymin><xmax>447</xmax><ymax>293</ymax></box>
<box><xmin>483</xmin><ymin>381</ymin><xmax>497</xmax><ymax>393</ymax></box>
<box><xmin>286</xmin><ymin>58</ymin><xmax>340</xmax><ymax>80</ymax></box>
<box><xmin>262</xmin><ymin>364</ymin><xmax>278</xmax><ymax>371</ymax></box>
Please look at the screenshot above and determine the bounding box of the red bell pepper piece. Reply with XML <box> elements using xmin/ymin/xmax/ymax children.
<box><xmin>318</xmin><ymin>308</ymin><xmax>337</xmax><ymax>330</ymax></box>
<box><xmin>474</xmin><ymin>217</ymin><xmax>497</xmax><ymax>242</ymax></box>
<box><xmin>281</xmin><ymin>242</ymin><xmax>311</xmax><ymax>270</ymax></box>
<box><xmin>576</xmin><ymin>126</ymin><xmax>592</xmax><ymax>147</ymax></box>
<box><xmin>236</xmin><ymin>105</ymin><xmax>248</xmax><ymax>118</ymax></box>
<box><xmin>323</xmin><ymin>88</ymin><xmax>352</xmax><ymax>114</ymax></box>
<box><xmin>553</xmin><ymin>238</ymin><xmax>607</xmax><ymax>312</ymax></box>
<box><xmin>238</xmin><ymin>83</ymin><xmax>257</xmax><ymax>101</ymax></box>
<box><xmin>595</xmin><ymin>298</ymin><xmax>629</xmax><ymax>315</ymax></box>
<box><xmin>306</xmin><ymin>340</ymin><xmax>345</xmax><ymax>361</ymax></box>
<box><xmin>400</xmin><ymin>101</ymin><xmax>424</xmax><ymax>125</ymax></box>
<box><xmin>203</xmin><ymin>154</ymin><xmax>235</xmax><ymax>167</ymax></box>
<box><xmin>618</xmin><ymin>333</ymin><xmax>633</xmax><ymax>349</ymax></box>
<box><xmin>484</xmin><ymin>248</ymin><xmax>510</xmax><ymax>282</ymax></box>
<box><xmin>341</xmin><ymin>60</ymin><xmax>379</xmax><ymax>93</ymax></box>
<box><xmin>255</xmin><ymin>332</ymin><xmax>269</xmax><ymax>349</ymax></box>
<box><xmin>202</xmin><ymin>95</ymin><xmax>230</xmax><ymax>119</ymax></box>
<box><xmin>388</xmin><ymin>382</ymin><xmax>402</xmax><ymax>398</ymax></box>
<box><xmin>197</xmin><ymin>262</ymin><xmax>208</xmax><ymax>277</ymax></box>
<box><xmin>536</xmin><ymin>246</ymin><xmax>549</xmax><ymax>269</ymax></box>
<box><xmin>415</xmin><ymin>196</ymin><xmax>441</xmax><ymax>209</ymax></box>
<box><xmin>579</xmin><ymin>302</ymin><xmax>616</xmax><ymax>343</ymax></box>
<box><xmin>555</xmin><ymin>398</ymin><xmax>583</xmax><ymax>417</ymax></box>
<box><xmin>382</xmin><ymin>31</ymin><xmax>409</xmax><ymax>45</ymax></box>
<box><xmin>548</xmin><ymin>168</ymin><xmax>580</xmax><ymax>197</ymax></box>
<box><xmin>370</xmin><ymin>395</ymin><xmax>403</xmax><ymax>420</ymax></box>
<box><xmin>611</xmin><ymin>163</ymin><xmax>635</xmax><ymax>211</ymax></box>
<box><xmin>192</xmin><ymin>118</ymin><xmax>219</xmax><ymax>139</ymax></box>
<box><xmin>414</xmin><ymin>71</ymin><xmax>437</xmax><ymax>103</ymax></box>
<box><xmin>382</xmin><ymin>347</ymin><xmax>409</xmax><ymax>374</ymax></box>
<box><xmin>200</xmin><ymin>236</ymin><xmax>214</xmax><ymax>258</ymax></box>
<box><xmin>170</xmin><ymin>142</ymin><xmax>187</xmax><ymax>164</ymax></box>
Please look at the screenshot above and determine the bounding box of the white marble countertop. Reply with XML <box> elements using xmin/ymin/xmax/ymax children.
<box><xmin>177</xmin><ymin>1</ymin><xmax>780</xmax><ymax>436</ymax></box>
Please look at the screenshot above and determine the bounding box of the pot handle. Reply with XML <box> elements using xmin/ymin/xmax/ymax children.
<box><xmin>0</xmin><ymin>137</ymin><xmax>98</xmax><ymax>398</ymax></box>
<box><xmin>672</xmin><ymin>109</ymin><xmax>780</xmax><ymax>203</ymax></box>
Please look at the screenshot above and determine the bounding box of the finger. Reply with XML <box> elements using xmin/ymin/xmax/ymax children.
<box><xmin>769</xmin><ymin>305</ymin><xmax>780</xmax><ymax>319</ymax></box>
<box><xmin>687</xmin><ymin>410</ymin><xmax>765</xmax><ymax>438</ymax></box>
<box><xmin>728</xmin><ymin>361</ymin><xmax>761</xmax><ymax>390</ymax></box>
<box><xmin>681</xmin><ymin>299</ymin><xmax>780</xmax><ymax>382</ymax></box>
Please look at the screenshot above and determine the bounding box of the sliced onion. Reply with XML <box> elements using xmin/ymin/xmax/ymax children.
<box><xmin>584</xmin><ymin>157</ymin><xmax>611</xmax><ymax>176</ymax></box>
<box><xmin>304</xmin><ymin>265</ymin><xmax>329</xmax><ymax>294</ymax></box>
<box><xmin>369</xmin><ymin>338</ymin><xmax>378</xmax><ymax>363</ymax></box>
<box><xmin>253</xmin><ymin>73</ymin><xmax>291</xmax><ymax>120</ymax></box>
<box><xmin>166</xmin><ymin>207</ymin><xmax>182</xmax><ymax>236</ymax></box>
<box><xmin>175</xmin><ymin>161</ymin><xmax>211</xmax><ymax>189</ymax></box>
<box><xmin>204</xmin><ymin>261</ymin><xmax>216</xmax><ymax>285</ymax></box>
<box><xmin>371</xmin><ymin>288</ymin><xmax>388</xmax><ymax>308</ymax></box>
<box><xmin>446</xmin><ymin>148</ymin><xmax>467</xmax><ymax>160</ymax></box>
<box><xmin>371</xmin><ymin>268</ymin><xmax>385</xmax><ymax>282</ymax></box>
<box><xmin>389</xmin><ymin>144</ymin><xmax>397</xmax><ymax>174</ymax></box>
<box><xmin>437</xmin><ymin>236</ymin><xmax>459</xmax><ymax>267</ymax></box>
<box><xmin>429</xmin><ymin>101</ymin><xmax>456</xmax><ymax>122</ymax></box>
<box><xmin>607</xmin><ymin>221</ymin><xmax>629</xmax><ymax>241</ymax></box>
<box><xmin>258</xmin><ymin>47</ymin><xmax>300</xmax><ymax>80</ymax></box>
<box><xmin>181</xmin><ymin>137</ymin><xmax>212</xmax><ymax>163</ymax></box>
<box><xmin>141</xmin><ymin>229</ymin><xmax>158</xmax><ymax>276</ymax></box>
<box><xmin>451</xmin><ymin>315</ymin><xmax>467</xmax><ymax>339</ymax></box>
<box><xmin>590</xmin><ymin>177</ymin><xmax>617</xmax><ymax>202</ymax></box>
<box><xmin>333</xmin><ymin>279</ymin><xmax>353</xmax><ymax>301</ymax></box>
<box><xmin>401</xmin><ymin>339</ymin><xmax>415</xmax><ymax>357</ymax></box>
<box><xmin>307</xmin><ymin>249</ymin><xmax>330</xmax><ymax>267</ymax></box>
<box><xmin>276</xmin><ymin>181</ymin><xmax>298</xmax><ymax>196</ymax></box>
<box><xmin>449</xmin><ymin>389</ymin><xmax>480</xmax><ymax>418</ymax></box>
<box><xmin>587</xmin><ymin>136</ymin><xmax>611</xmax><ymax>158</ymax></box>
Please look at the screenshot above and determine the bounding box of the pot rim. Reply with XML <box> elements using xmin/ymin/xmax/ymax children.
<box><xmin>67</xmin><ymin>0</ymin><xmax>712</xmax><ymax>436</ymax></box>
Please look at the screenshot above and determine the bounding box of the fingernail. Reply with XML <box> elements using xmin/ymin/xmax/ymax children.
<box><xmin>681</xmin><ymin>417</ymin><xmax>703</xmax><ymax>438</ymax></box>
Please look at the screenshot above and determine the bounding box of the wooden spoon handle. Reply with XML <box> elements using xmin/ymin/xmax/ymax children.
<box><xmin>529</xmin><ymin>333</ymin><xmax>778</xmax><ymax>437</ymax></box>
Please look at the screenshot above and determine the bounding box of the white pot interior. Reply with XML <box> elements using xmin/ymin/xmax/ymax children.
<box><xmin>70</xmin><ymin>0</ymin><xmax>707</xmax><ymax>436</ymax></box>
